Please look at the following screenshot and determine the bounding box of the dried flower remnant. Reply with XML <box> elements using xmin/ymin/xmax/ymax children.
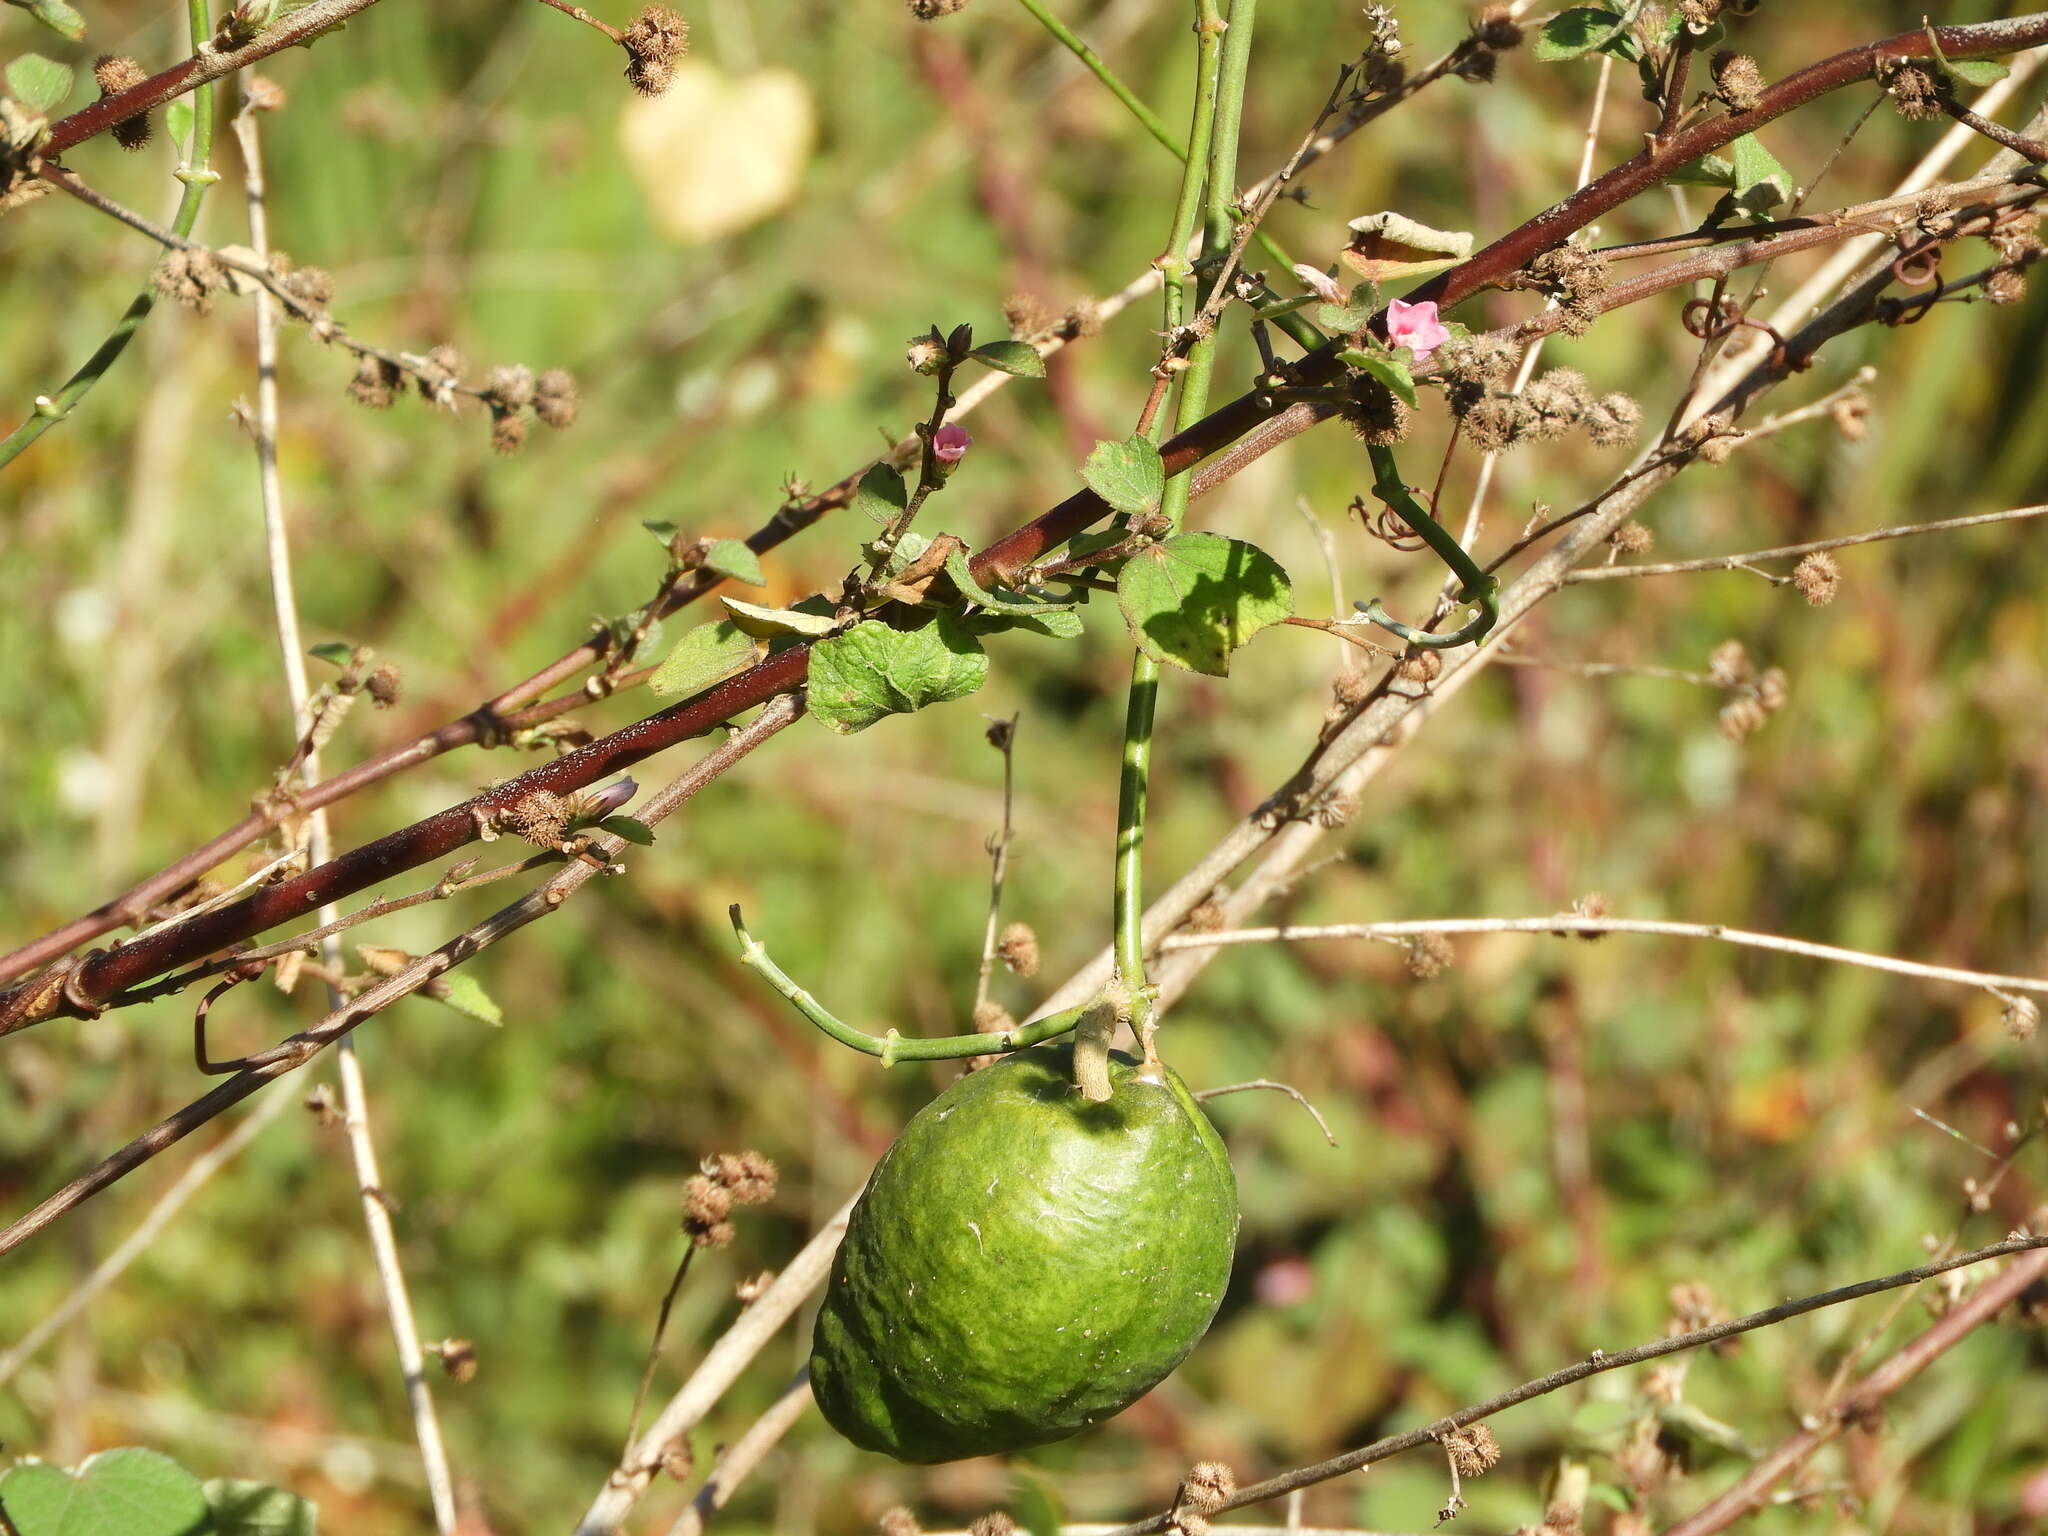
<box><xmin>1407</xmin><ymin>933</ymin><xmax>1454</xmax><ymax>979</ymax></box>
<box><xmin>534</xmin><ymin>368</ymin><xmax>581</xmax><ymax>428</ymax></box>
<box><xmin>2006</xmin><ymin>995</ymin><xmax>2040</xmax><ymax>1043</ymax></box>
<box><xmin>996</xmin><ymin>921</ymin><xmax>1039</xmax><ymax>976</ymax></box>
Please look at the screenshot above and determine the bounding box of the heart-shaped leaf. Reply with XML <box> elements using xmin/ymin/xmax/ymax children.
<box><xmin>0</xmin><ymin>1448</ymin><xmax>211</xmax><ymax>1536</ymax></box>
<box><xmin>1081</xmin><ymin>435</ymin><xmax>1166</xmax><ymax>519</ymax></box>
<box><xmin>5</xmin><ymin>53</ymin><xmax>74</xmax><ymax>113</ymax></box>
<box><xmin>700</xmin><ymin>537</ymin><xmax>763</xmax><ymax>586</ymax></box>
<box><xmin>807</xmin><ymin>615</ymin><xmax>989</xmax><ymax>734</ymax></box>
<box><xmin>1116</xmin><ymin>532</ymin><xmax>1293</xmax><ymax>676</ymax></box>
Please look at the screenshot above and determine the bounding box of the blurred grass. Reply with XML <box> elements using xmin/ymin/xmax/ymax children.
<box><xmin>2</xmin><ymin>1</ymin><xmax>2047</xmax><ymax>1532</ymax></box>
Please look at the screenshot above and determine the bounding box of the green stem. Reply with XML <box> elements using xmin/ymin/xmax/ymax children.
<box><xmin>1012</xmin><ymin>0</ymin><xmax>1184</xmax><ymax>160</ymax></box>
<box><xmin>730</xmin><ymin>907</ymin><xmax>1086</xmax><ymax>1064</ymax></box>
<box><xmin>0</xmin><ymin>0</ymin><xmax>218</xmax><ymax>472</ymax></box>
<box><xmin>1356</xmin><ymin>442</ymin><xmax>1500</xmax><ymax>649</ymax></box>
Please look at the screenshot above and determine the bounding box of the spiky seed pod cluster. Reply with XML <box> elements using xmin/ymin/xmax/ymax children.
<box><xmin>878</xmin><ymin>1509</ymin><xmax>920</xmax><ymax>1536</ymax></box>
<box><xmin>1171</xmin><ymin>1462</ymin><xmax>1237</xmax><ymax>1536</ymax></box>
<box><xmin>909</xmin><ymin>0</ymin><xmax>969</xmax><ymax>16</ymax></box>
<box><xmin>1883</xmin><ymin>62</ymin><xmax>1945</xmax><ymax>121</ymax></box>
<box><xmin>1398</xmin><ymin>648</ymin><xmax>1443</xmax><ymax>685</ymax></box>
<box><xmin>1711</xmin><ymin>50</ymin><xmax>1765</xmax><ymax>112</ymax></box>
<box><xmin>1449</xmin><ymin>9</ymin><xmax>1522</xmax><ymax>86</ymax></box>
<box><xmin>1444</xmin><ymin>1423</ymin><xmax>1501</xmax><ymax>1477</ymax></box>
<box><xmin>1679</xmin><ymin>0</ymin><xmax>1724</xmax><ymax>27</ymax></box>
<box><xmin>94</xmin><ymin>56</ymin><xmax>153</xmax><ymax>150</ymax></box>
<box><xmin>152</xmin><ymin>249</ymin><xmax>229</xmax><ymax>313</ymax></box>
<box><xmin>1525</xmin><ymin>243</ymin><xmax>1612</xmax><ymax>336</ymax></box>
<box><xmin>1714</xmin><ymin>645</ymin><xmax>1789</xmax><ymax>742</ymax></box>
<box><xmin>1608</xmin><ymin>521</ymin><xmax>1654</xmax><ymax>555</ymax></box>
<box><xmin>2004</xmin><ymin>995</ymin><xmax>2039</xmax><ymax>1043</ymax></box>
<box><xmin>621</xmin><ymin>5</ymin><xmax>689</xmax><ymax>96</ymax></box>
<box><xmin>682</xmin><ymin>1149</ymin><xmax>779</xmax><ymax>1248</ymax></box>
<box><xmin>996</xmin><ymin>921</ymin><xmax>1040</xmax><ymax>976</ymax></box>
<box><xmin>1791</xmin><ymin>551</ymin><xmax>1840</xmax><ymax>605</ymax></box>
<box><xmin>1406</xmin><ymin>933</ymin><xmax>1455</xmax><ymax>979</ymax></box>
<box><xmin>505</xmin><ymin>789</ymin><xmax>570</xmax><ymax>849</ymax></box>
<box><xmin>349</xmin><ymin>356</ymin><xmax>402</xmax><ymax>409</ymax></box>
<box><xmin>1339</xmin><ymin>374</ymin><xmax>1411</xmax><ymax>445</ymax></box>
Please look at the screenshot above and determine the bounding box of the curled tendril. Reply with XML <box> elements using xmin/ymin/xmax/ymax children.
<box><xmin>1892</xmin><ymin>239</ymin><xmax>1944</xmax><ymax>287</ymax></box>
<box><xmin>1349</xmin><ymin>492</ymin><xmax>1425</xmax><ymax>551</ymax></box>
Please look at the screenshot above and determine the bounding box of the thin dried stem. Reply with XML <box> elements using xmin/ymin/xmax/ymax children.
<box><xmin>1193</xmin><ymin>1080</ymin><xmax>1338</xmax><ymax>1146</ymax></box>
<box><xmin>1568</xmin><ymin>502</ymin><xmax>2048</xmax><ymax>581</ymax></box>
<box><xmin>1161</xmin><ymin>916</ymin><xmax>2048</xmax><ymax>998</ymax></box>
<box><xmin>661</xmin><ymin>1370</ymin><xmax>813</xmax><ymax>1536</ymax></box>
<box><xmin>972</xmin><ymin>717</ymin><xmax>1021</xmax><ymax>1015</ymax></box>
<box><xmin>233</xmin><ymin>101</ymin><xmax>458</xmax><ymax>1534</ymax></box>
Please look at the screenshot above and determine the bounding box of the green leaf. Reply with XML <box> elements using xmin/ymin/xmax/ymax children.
<box><xmin>1339</xmin><ymin>347</ymin><xmax>1417</xmax><ymax>408</ymax></box>
<box><xmin>807</xmin><ymin>614</ymin><xmax>989</xmax><ymax>734</ymax></box>
<box><xmin>599</xmin><ymin>815</ymin><xmax>655</xmax><ymax>846</ymax></box>
<box><xmin>1115</xmin><ymin>532</ymin><xmax>1294</xmax><ymax>676</ymax></box>
<box><xmin>942</xmin><ymin>548</ymin><xmax>1079</xmax><ymax>617</ymax></box>
<box><xmin>967</xmin><ymin>339</ymin><xmax>1045</xmax><ymax>378</ymax></box>
<box><xmin>1312</xmin><ymin>299</ymin><xmax>1378</xmax><ymax>334</ymax></box>
<box><xmin>433</xmin><ymin>973</ymin><xmax>503</xmax><ymax>1027</ymax></box>
<box><xmin>700</xmin><ymin>536</ymin><xmax>764</xmax><ymax>586</ymax></box>
<box><xmin>164</xmin><ymin>95</ymin><xmax>193</xmax><ymax>148</ymax></box>
<box><xmin>848</xmin><ymin>463</ymin><xmax>908</xmax><ymax>527</ymax></box>
<box><xmin>0</xmin><ymin>1448</ymin><xmax>212</xmax><ymax>1536</ymax></box>
<box><xmin>203</xmin><ymin>1478</ymin><xmax>320</xmax><ymax>1536</ymax></box>
<box><xmin>7</xmin><ymin>0</ymin><xmax>86</xmax><ymax>40</ymax></box>
<box><xmin>720</xmin><ymin>595</ymin><xmax>838</xmax><ymax>639</ymax></box>
<box><xmin>1533</xmin><ymin>7</ymin><xmax>1627</xmax><ymax>60</ymax></box>
<box><xmin>967</xmin><ymin>608</ymin><xmax>1084</xmax><ymax>640</ymax></box>
<box><xmin>307</xmin><ymin>641</ymin><xmax>354</xmax><ymax>667</ymax></box>
<box><xmin>863</xmin><ymin>529</ymin><xmax>930</xmax><ymax>578</ymax></box>
<box><xmin>1943</xmin><ymin>56</ymin><xmax>2008</xmax><ymax>87</ymax></box>
<box><xmin>5</xmin><ymin>53</ymin><xmax>73</xmax><ymax>113</ymax></box>
<box><xmin>1728</xmin><ymin>132</ymin><xmax>1790</xmax><ymax>214</ymax></box>
<box><xmin>648</xmin><ymin>618</ymin><xmax>760</xmax><ymax>698</ymax></box>
<box><xmin>642</xmin><ymin>518</ymin><xmax>679</xmax><ymax>545</ymax></box>
<box><xmin>1081</xmin><ymin>435</ymin><xmax>1166</xmax><ymax>519</ymax></box>
<box><xmin>1667</xmin><ymin>151</ymin><xmax>1735</xmax><ymax>188</ymax></box>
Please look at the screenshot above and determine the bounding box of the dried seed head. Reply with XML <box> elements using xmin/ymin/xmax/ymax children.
<box><xmin>431</xmin><ymin>1338</ymin><xmax>479</xmax><ymax>1383</ymax></box>
<box><xmin>490</xmin><ymin>407</ymin><xmax>529</xmax><ymax>456</ymax></box>
<box><xmin>683</xmin><ymin>1174</ymin><xmax>736</xmax><ymax>1243</ymax></box>
<box><xmin>1528</xmin><ymin>244</ymin><xmax>1611</xmax><ymax>304</ymax></box>
<box><xmin>1002</xmin><ymin>291</ymin><xmax>1051</xmax><ymax>337</ymax></box>
<box><xmin>1398</xmin><ymin>648</ymin><xmax>1443</xmax><ymax>684</ymax></box>
<box><xmin>1438</xmin><ymin>332</ymin><xmax>1519</xmax><ymax>390</ymax></box>
<box><xmin>1791</xmin><ymin>551</ymin><xmax>1840</xmax><ymax>606</ymax></box>
<box><xmin>879</xmin><ymin>1508</ymin><xmax>921</xmax><ymax>1536</ymax></box>
<box><xmin>1185</xmin><ymin>898</ymin><xmax>1227</xmax><ymax>933</ymax></box>
<box><xmin>1340</xmin><ymin>376</ymin><xmax>1412</xmax><ymax>445</ymax></box>
<box><xmin>1679</xmin><ymin>0</ymin><xmax>1723</xmax><ymax>26</ymax></box>
<box><xmin>95</xmin><ymin>56</ymin><xmax>154</xmax><ymax>150</ymax></box>
<box><xmin>1831</xmin><ymin>391</ymin><xmax>1870</xmax><ymax>441</ymax></box>
<box><xmin>243</xmin><ymin>73</ymin><xmax>286</xmax><ymax>112</ymax></box>
<box><xmin>2005</xmin><ymin>995</ymin><xmax>2041</xmax><ymax>1043</ymax></box>
<box><xmin>1984</xmin><ymin>267</ymin><xmax>2027</xmax><ymax>305</ymax></box>
<box><xmin>708</xmin><ymin>1149</ymin><xmax>779</xmax><ymax>1205</ymax></box>
<box><xmin>366</xmin><ymin>663</ymin><xmax>402</xmax><ymax>707</ymax></box>
<box><xmin>1334</xmin><ymin>668</ymin><xmax>1375</xmax><ymax>705</ymax></box>
<box><xmin>1524</xmin><ymin>368</ymin><xmax>1593</xmax><ymax>439</ymax></box>
<box><xmin>1708</xmin><ymin>638</ymin><xmax>1753</xmax><ymax>688</ymax></box>
<box><xmin>1363</xmin><ymin>3</ymin><xmax>1402</xmax><ymax>57</ymax></box>
<box><xmin>1315</xmin><ymin>790</ymin><xmax>1360</xmax><ymax>829</ymax></box>
<box><xmin>1885</xmin><ymin>62</ymin><xmax>1944</xmax><ymax>121</ymax></box>
<box><xmin>973</xmin><ymin>999</ymin><xmax>1017</xmax><ymax>1033</ymax></box>
<box><xmin>485</xmin><ymin>363</ymin><xmax>536</xmax><ymax>410</ymax></box>
<box><xmin>1755</xmin><ymin>666</ymin><xmax>1788</xmax><ymax>712</ymax></box>
<box><xmin>1711</xmin><ymin>51</ymin><xmax>1765</xmax><ymax>112</ymax></box>
<box><xmin>621</xmin><ymin>5</ymin><xmax>689</xmax><ymax>95</ymax></box>
<box><xmin>968</xmin><ymin>1514</ymin><xmax>1014</xmax><ymax>1536</ymax></box>
<box><xmin>1586</xmin><ymin>391</ymin><xmax>1643</xmax><ymax>448</ymax></box>
<box><xmin>1458</xmin><ymin>392</ymin><xmax>1534</xmax><ymax>454</ymax></box>
<box><xmin>1718</xmin><ymin>695</ymin><xmax>1768</xmax><ymax>742</ymax></box>
<box><xmin>348</xmin><ymin>355</ymin><xmax>403</xmax><ymax>409</ymax></box>
<box><xmin>1444</xmin><ymin>1423</ymin><xmax>1501</xmax><ymax>1477</ymax></box>
<box><xmin>1067</xmin><ymin>298</ymin><xmax>1104</xmax><ymax>338</ymax></box>
<box><xmin>1608</xmin><ymin>520</ymin><xmax>1654</xmax><ymax>555</ymax></box>
<box><xmin>1177</xmin><ymin>1463</ymin><xmax>1236</xmax><ymax>1515</ymax></box>
<box><xmin>1406</xmin><ymin>933</ymin><xmax>1455</xmax><ymax>979</ymax></box>
<box><xmin>1475</xmin><ymin>8</ymin><xmax>1523</xmax><ymax>50</ymax></box>
<box><xmin>152</xmin><ymin>248</ymin><xmax>226</xmax><ymax>313</ymax></box>
<box><xmin>1669</xmin><ymin>1281</ymin><xmax>1725</xmax><ymax>1330</ymax></box>
<box><xmin>506</xmin><ymin>789</ymin><xmax>569</xmax><ymax>847</ymax></box>
<box><xmin>1691</xmin><ymin>412</ymin><xmax>1741</xmax><ymax>463</ymax></box>
<box><xmin>534</xmin><ymin>368</ymin><xmax>581</xmax><ymax>428</ymax></box>
<box><xmin>909</xmin><ymin>0</ymin><xmax>970</xmax><ymax>15</ymax></box>
<box><xmin>1452</xmin><ymin>44</ymin><xmax>1498</xmax><ymax>83</ymax></box>
<box><xmin>997</xmin><ymin>921</ymin><xmax>1041</xmax><ymax>977</ymax></box>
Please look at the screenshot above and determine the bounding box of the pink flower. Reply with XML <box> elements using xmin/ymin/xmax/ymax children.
<box><xmin>932</xmin><ymin>423</ymin><xmax>973</xmax><ymax>464</ymax></box>
<box><xmin>1385</xmin><ymin>298</ymin><xmax>1451</xmax><ymax>363</ymax></box>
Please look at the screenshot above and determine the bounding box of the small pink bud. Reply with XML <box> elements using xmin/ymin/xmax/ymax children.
<box><xmin>1385</xmin><ymin>298</ymin><xmax>1451</xmax><ymax>363</ymax></box>
<box><xmin>1292</xmin><ymin>263</ymin><xmax>1348</xmax><ymax>305</ymax></box>
<box><xmin>932</xmin><ymin>423</ymin><xmax>973</xmax><ymax>464</ymax></box>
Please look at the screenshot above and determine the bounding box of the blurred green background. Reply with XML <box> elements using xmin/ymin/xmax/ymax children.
<box><xmin>2</xmin><ymin>1</ymin><xmax>2046</xmax><ymax>1532</ymax></box>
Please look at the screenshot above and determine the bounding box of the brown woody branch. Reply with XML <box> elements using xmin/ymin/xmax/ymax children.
<box><xmin>9</xmin><ymin>13</ymin><xmax>2047</xmax><ymax>1028</ymax></box>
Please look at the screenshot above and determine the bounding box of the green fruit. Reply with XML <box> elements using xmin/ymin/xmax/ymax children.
<box><xmin>809</xmin><ymin>1043</ymin><xmax>1238</xmax><ymax>1463</ymax></box>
